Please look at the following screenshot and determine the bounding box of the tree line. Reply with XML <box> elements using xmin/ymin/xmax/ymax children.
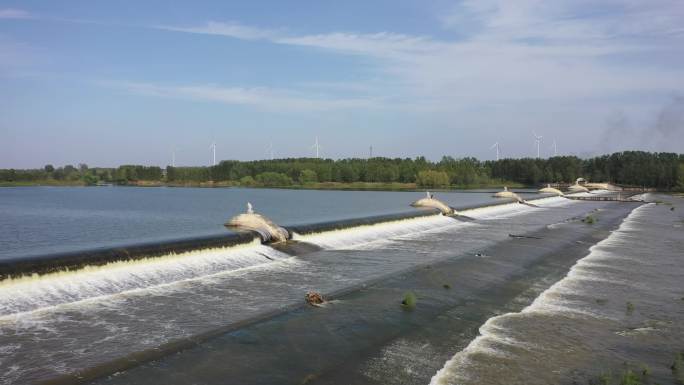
<box><xmin>0</xmin><ymin>164</ymin><xmax>162</xmax><ymax>185</ymax></box>
<box><xmin>1</xmin><ymin>151</ymin><xmax>683</xmax><ymax>190</ymax></box>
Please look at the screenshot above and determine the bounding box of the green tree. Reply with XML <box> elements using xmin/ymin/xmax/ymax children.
<box><xmin>240</xmin><ymin>175</ymin><xmax>256</xmax><ymax>186</ymax></box>
<box><xmin>677</xmin><ymin>163</ymin><xmax>684</xmax><ymax>191</ymax></box>
<box><xmin>255</xmin><ymin>172</ymin><xmax>293</xmax><ymax>187</ymax></box>
<box><xmin>82</xmin><ymin>174</ymin><xmax>98</xmax><ymax>185</ymax></box>
<box><xmin>416</xmin><ymin>170</ymin><xmax>449</xmax><ymax>188</ymax></box>
<box><xmin>299</xmin><ymin>169</ymin><xmax>318</xmax><ymax>184</ymax></box>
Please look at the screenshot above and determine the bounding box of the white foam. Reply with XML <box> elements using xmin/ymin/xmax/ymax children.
<box><xmin>0</xmin><ymin>241</ymin><xmax>290</xmax><ymax>317</ymax></box>
<box><xmin>292</xmin><ymin>214</ymin><xmax>455</xmax><ymax>249</ymax></box>
<box><xmin>295</xmin><ymin>196</ymin><xmax>576</xmax><ymax>251</ymax></box>
<box><xmin>462</xmin><ymin>196</ymin><xmax>571</xmax><ymax>220</ymax></box>
<box><xmin>429</xmin><ymin>203</ymin><xmax>650</xmax><ymax>385</ymax></box>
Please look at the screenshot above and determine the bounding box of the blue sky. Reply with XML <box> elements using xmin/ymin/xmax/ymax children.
<box><xmin>1</xmin><ymin>0</ymin><xmax>683</xmax><ymax>168</ymax></box>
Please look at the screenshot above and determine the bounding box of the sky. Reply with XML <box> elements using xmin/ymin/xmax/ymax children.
<box><xmin>1</xmin><ymin>0</ymin><xmax>683</xmax><ymax>168</ymax></box>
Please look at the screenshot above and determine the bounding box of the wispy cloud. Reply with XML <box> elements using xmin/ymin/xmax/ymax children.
<box><xmin>158</xmin><ymin>21</ymin><xmax>278</xmax><ymax>41</ymax></box>
<box><xmin>146</xmin><ymin>1</ymin><xmax>684</xmax><ymax>154</ymax></box>
<box><xmin>102</xmin><ymin>81</ymin><xmax>384</xmax><ymax>112</ymax></box>
<box><xmin>155</xmin><ymin>1</ymin><xmax>684</xmax><ymax>106</ymax></box>
<box><xmin>0</xmin><ymin>8</ymin><xmax>32</xmax><ymax>19</ymax></box>
<box><xmin>159</xmin><ymin>21</ymin><xmax>443</xmax><ymax>60</ymax></box>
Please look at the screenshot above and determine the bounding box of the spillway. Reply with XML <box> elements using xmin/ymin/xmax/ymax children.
<box><xmin>0</xmin><ymin>194</ymin><xmax>605</xmax><ymax>385</ymax></box>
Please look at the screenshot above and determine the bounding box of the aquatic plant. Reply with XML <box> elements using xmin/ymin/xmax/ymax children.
<box><xmin>590</xmin><ymin>364</ymin><xmax>653</xmax><ymax>385</ymax></box>
<box><xmin>672</xmin><ymin>352</ymin><xmax>684</xmax><ymax>384</ymax></box>
<box><xmin>300</xmin><ymin>373</ymin><xmax>318</xmax><ymax>384</ymax></box>
<box><xmin>619</xmin><ymin>370</ymin><xmax>641</xmax><ymax>385</ymax></box>
<box><xmin>401</xmin><ymin>291</ymin><xmax>417</xmax><ymax>309</ymax></box>
<box><xmin>626</xmin><ymin>302</ymin><xmax>635</xmax><ymax>315</ymax></box>
<box><xmin>583</xmin><ymin>215</ymin><xmax>597</xmax><ymax>224</ymax></box>
<box><xmin>596</xmin><ymin>371</ymin><xmax>612</xmax><ymax>385</ymax></box>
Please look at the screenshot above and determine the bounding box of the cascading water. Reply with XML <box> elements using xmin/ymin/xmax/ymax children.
<box><xmin>430</xmin><ymin>200</ymin><xmax>684</xmax><ymax>385</ymax></box>
<box><xmin>292</xmin><ymin>214</ymin><xmax>455</xmax><ymax>249</ymax></box>
<box><xmin>0</xmin><ymin>193</ymin><xmax>593</xmax><ymax>385</ymax></box>
<box><xmin>0</xmin><ymin>240</ymin><xmax>288</xmax><ymax>317</ymax></box>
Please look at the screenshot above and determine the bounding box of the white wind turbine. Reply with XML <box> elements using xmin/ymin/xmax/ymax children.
<box><xmin>490</xmin><ymin>142</ymin><xmax>500</xmax><ymax>161</ymax></box>
<box><xmin>266</xmin><ymin>141</ymin><xmax>274</xmax><ymax>160</ymax></box>
<box><xmin>551</xmin><ymin>139</ymin><xmax>558</xmax><ymax>157</ymax></box>
<box><xmin>210</xmin><ymin>142</ymin><xmax>216</xmax><ymax>166</ymax></box>
<box><xmin>533</xmin><ymin>132</ymin><xmax>543</xmax><ymax>158</ymax></box>
<box><xmin>171</xmin><ymin>148</ymin><xmax>176</xmax><ymax>167</ymax></box>
<box><xmin>311</xmin><ymin>136</ymin><xmax>321</xmax><ymax>159</ymax></box>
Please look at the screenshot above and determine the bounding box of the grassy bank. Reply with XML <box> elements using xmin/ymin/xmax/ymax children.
<box><xmin>284</xmin><ymin>181</ymin><xmax>526</xmax><ymax>191</ymax></box>
<box><xmin>1</xmin><ymin>180</ymin><xmax>526</xmax><ymax>191</ymax></box>
<box><xmin>0</xmin><ymin>179</ymin><xmax>86</xmax><ymax>187</ymax></box>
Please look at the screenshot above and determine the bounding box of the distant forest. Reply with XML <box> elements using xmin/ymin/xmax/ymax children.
<box><xmin>1</xmin><ymin>151</ymin><xmax>683</xmax><ymax>190</ymax></box>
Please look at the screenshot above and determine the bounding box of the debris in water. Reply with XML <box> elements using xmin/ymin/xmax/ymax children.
<box><xmin>300</xmin><ymin>374</ymin><xmax>318</xmax><ymax>384</ymax></box>
<box><xmin>508</xmin><ymin>234</ymin><xmax>542</xmax><ymax>239</ymax></box>
<box><xmin>582</xmin><ymin>215</ymin><xmax>597</xmax><ymax>224</ymax></box>
<box><xmin>443</xmin><ymin>284</ymin><xmax>451</xmax><ymax>289</ymax></box>
<box><xmin>305</xmin><ymin>291</ymin><xmax>325</xmax><ymax>306</ymax></box>
<box><xmin>626</xmin><ymin>301</ymin><xmax>635</xmax><ymax>315</ymax></box>
<box><xmin>401</xmin><ymin>291</ymin><xmax>417</xmax><ymax>309</ymax></box>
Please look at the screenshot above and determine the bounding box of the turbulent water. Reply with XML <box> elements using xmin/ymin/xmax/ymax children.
<box><xmin>431</xmin><ymin>196</ymin><xmax>684</xmax><ymax>385</ymax></box>
<box><xmin>0</xmin><ymin>194</ymin><xmax>562</xmax><ymax>384</ymax></box>
<box><xmin>0</xmin><ymin>190</ymin><xmax>678</xmax><ymax>385</ymax></box>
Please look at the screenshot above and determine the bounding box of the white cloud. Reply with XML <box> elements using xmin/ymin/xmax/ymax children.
<box><xmin>158</xmin><ymin>21</ymin><xmax>278</xmax><ymax>41</ymax></box>
<box><xmin>155</xmin><ymin>2</ymin><xmax>684</xmax><ymax>106</ymax></box>
<box><xmin>0</xmin><ymin>9</ymin><xmax>32</xmax><ymax>19</ymax></box>
<box><xmin>103</xmin><ymin>81</ymin><xmax>384</xmax><ymax>112</ymax></box>
<box><xmin>149</xmin><ymin>2</ymin><xmax>684</xmax><ymax>154</ymax></box>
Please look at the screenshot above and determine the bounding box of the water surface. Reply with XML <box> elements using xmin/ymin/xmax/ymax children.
<box><xmin>0</xmin><ymin>186</ymin><xmax>528</xmax><ymax>259</ymax></box>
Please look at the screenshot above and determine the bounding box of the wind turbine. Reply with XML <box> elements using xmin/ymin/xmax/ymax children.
<box><xmin>210</xmin><ymin>142</ymin><xmax>216</xmax><ymax>166</ymax></box>
<box><xmin>490</xmin><ymin>142</ymin><xmax>500</xmax><ymax>161</ymax></box>
<box><xmin>311</xmin><ymin>136</ymin><xmax>321</xmax><ymax>159</ymax></box>
<box><xmin>533</xmin><ymin>132</ymin><xmax>543</xmax><ymax>158</ymax></box>
<box><xmin>267</xmin><ymin>141</ymin><xmax>274</xmax><ymax>160</ymax></box>
<box><xmin>171</xmin><ymin>148</ymin><xmax>176</xmax><ymax>167</ymax></box>
<box><xmin>551</xmin><ymin>139</ymin><xmax>558</xmax><ymax>157</ymax></box>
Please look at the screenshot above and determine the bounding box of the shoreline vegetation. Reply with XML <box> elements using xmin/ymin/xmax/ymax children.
<box><xmin>1</xmin><ymin>150</ymin><xmax>682</xmax><ymax>191</ymax></box>
<box><xmin>0</xmin><ymin>179</ymin><xmax>526</xmax><ymax>191</ymax></box>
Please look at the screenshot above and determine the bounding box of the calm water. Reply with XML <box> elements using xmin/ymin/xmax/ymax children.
<box><xmin>0</xmin><ymin>186</ymin><xmax>529</xmax><ymax>259</ymax></box>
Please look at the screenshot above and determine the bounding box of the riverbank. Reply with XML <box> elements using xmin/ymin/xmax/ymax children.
<box><xmin>0</xmin><ymin>180</ymin><xmax>526</xmax><ymax>191</ymax></box>
<box><xmin>0</xmin><ymin>179</ymin><xmax>86</xmax><ymax>187</ymax></box>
